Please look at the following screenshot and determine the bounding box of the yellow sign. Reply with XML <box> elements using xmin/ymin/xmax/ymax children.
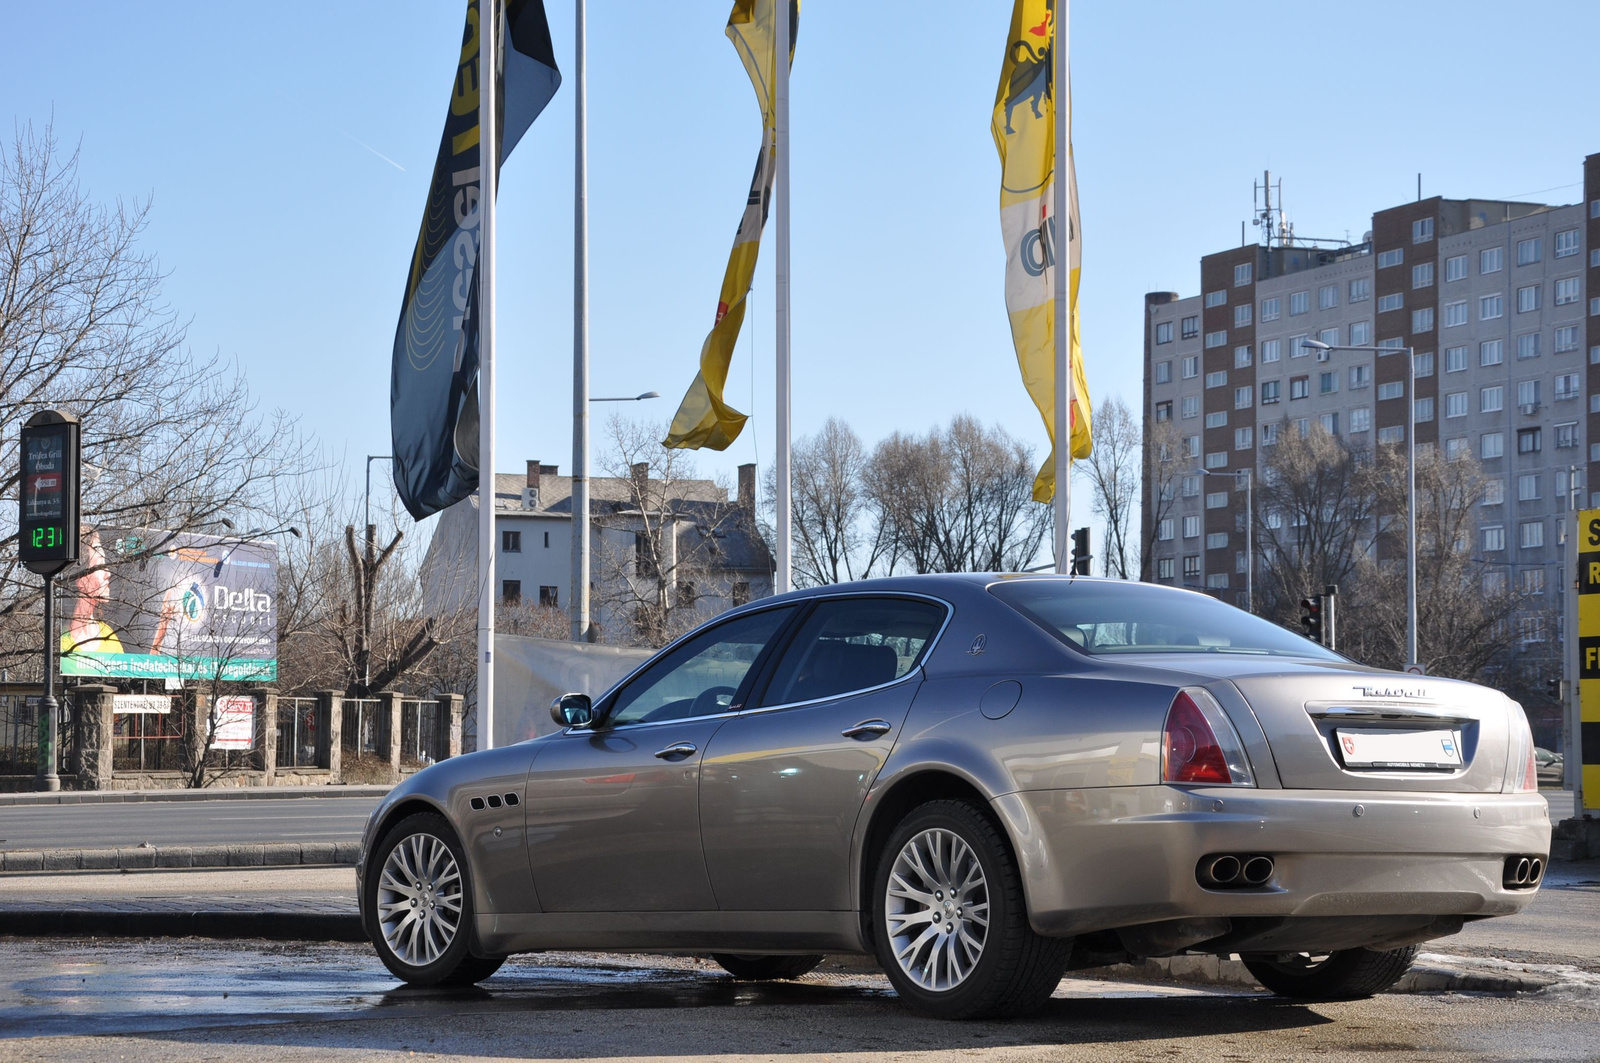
<box><xmin>1578</xmin><ymin>508</ymin><xmax>1600</xmax><ymax>808</ymax></box>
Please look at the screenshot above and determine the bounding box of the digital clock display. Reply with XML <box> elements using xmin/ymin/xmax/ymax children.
<box><xmin>30</xmin><ymin>526</ymin><xmax>66</xmax><ymax>549</ymax></box>
<box><xmin>18</xmin><ymin>415</ymin><xmax>80</xmax><ymax>572</ymax></box>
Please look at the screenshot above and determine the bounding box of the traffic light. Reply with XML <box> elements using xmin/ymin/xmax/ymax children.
<box><xmin>1300</xmin><ymin>595</ymin><xmax>1323</xmax><ymax>644</ymax></box>
<box><xmin>1070</xmin><ymin>527</ymin><xmax>1091</xmax><ymax>576</ymax></box>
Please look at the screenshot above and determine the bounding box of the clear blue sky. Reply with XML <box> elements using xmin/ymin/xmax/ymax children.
<box><xmin>3</xmin><ymin>1</ymin><xmax>1597</xmax><ymax>537</ymax></box>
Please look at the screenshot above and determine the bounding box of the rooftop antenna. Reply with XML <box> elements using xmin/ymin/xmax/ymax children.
<box><xmin>1252</xmin><ymin>170</ymin><xmax>1291</xmax><ymax>248</ymax></box>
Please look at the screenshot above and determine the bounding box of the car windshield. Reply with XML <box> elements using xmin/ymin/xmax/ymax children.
<box><xmin>988</xmin><ymin>579</ymin><xmax>1341</xmax><ymax>659</ymax></box>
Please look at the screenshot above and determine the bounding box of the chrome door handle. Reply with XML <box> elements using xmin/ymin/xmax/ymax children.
<box><xmin>654</xmin><ymin>742</ymin><xmax>698</xmax><ymax>760</ymax></box>
<box><xmin>841</xmin><ymin>720</ymin><xmax>892</xmax><ymax>740</ymax></box>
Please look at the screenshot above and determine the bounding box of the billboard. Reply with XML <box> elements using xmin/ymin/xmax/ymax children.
<box><xmin>60</xmin><ymin>527</ymin><xmax>279</xmax><ymax>682</ymax></box>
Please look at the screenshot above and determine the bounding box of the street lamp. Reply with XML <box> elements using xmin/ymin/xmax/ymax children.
<box><xmin>1195</xmin><ymin>466</ymin><xmax>1253</xmax><ymax>613</ymax></box>
<box><xmin>365</xmin><ymin>455</ymin><xmax>394</xmax><ymax>538</ymax></box>
<box><xmin>589</xmin><ymin>391</ymin><xmax>660</xmax><ymax>402</ymax></box>
<box><xmin>1303</xmin><ymin>338</ymin><xmax>1418</xmax><ymax>671</ymax></box>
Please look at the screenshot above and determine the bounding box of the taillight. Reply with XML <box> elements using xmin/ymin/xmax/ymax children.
<box><xmin>1519</xmin><ymin>746</ymin><xmax>1537</xmax><ymax>794</ymax></box>
<box><xmin>1162</xmin><ymin>688</ymin><xmax>1256</xmax><ymax>787</ymax></box>
<box><xmin>1504</xmin><ymin>699</ymin><xmax>1538</xmax><ymax>795</ymax></box>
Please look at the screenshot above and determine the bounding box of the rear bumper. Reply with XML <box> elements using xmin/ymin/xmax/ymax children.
<box><xmin>994</xmin><ymin>785</ymin><xmax>1551</xmax><ymax>942</ymax></box>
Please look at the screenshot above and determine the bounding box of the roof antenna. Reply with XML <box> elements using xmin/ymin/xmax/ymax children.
<box><xmin>1417</xmin><ymin>173</ymin><xmax>1422</xmax><ymax>202</ymax></box>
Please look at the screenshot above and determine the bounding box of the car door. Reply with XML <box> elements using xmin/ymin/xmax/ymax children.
<box><xmin>698</xmin><ymin>595</ymin><xmax>950</xmax><ymax>912</ymax></box>
<box><xmin>523</xmin><ymin>605</ymin><xmax>795</xmax><ymax>913</ymax></box>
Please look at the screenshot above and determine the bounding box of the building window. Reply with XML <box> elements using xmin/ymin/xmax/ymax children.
<box><xmin>1479</xmin><ymin>293</ymin><xmax>1504</xmax><ymax>320</ymax></box>
<box><xmin>1556</xmin><ymin>326</ymin><xmax>1580</xmax><ymax>352</ymax></box>
<box><xmin>1183</xmin><ymin>555</ymin><xmax>1201</xmax><ymax>579</ymax></box>
<box><xmin>1445</xmin><ymin>391</ymin><xmax>1468</xmax><ymax>418</ymax></box>
<box><xmin>1519</xmin><ymin>521</ymin><xmax>1544</xmax><ymax>549</ymax></box>
<box><xmin>1481</xmin><ymin>432</ymin><xmax>1504</xmax><ymax>460</ymax></box>
<box><xmin>1446</xmin><ymin>437</ymin><xmax>1469</xmax><ymax>461</ymax></box>
<box><xmin>1517</xmin><ymin>427</ymin><xmax>1542</xmax><ymax>454</ymax></box>
<box><xmin>1181</xmin><ymin>395</ymin><xmax>1199</xmax><ymax>419</ymax></box>
<box><xmin>1414</xmin><ymin>351</ymin><xmax>1435</xmax><ymax>376</ymax></box>
<box><xmin>1377</xmin><ymin>248</ymin><xmax>1404</xmax><ymax>268</ymax></box>
<box><xmin>1519</xmin><ymin>474</ymin><xmax>1541</xmax><ymax>501</ymax></box>
<box><xmin>1320</xmin><ymin>412</ymin><xmax>1339</xmax><ymax>435</ymax></box>
<box><xmin>1289</xmin><ymin>291</ymin><xmax>1310</xmax><ymax>316</ymax></box>
<box><xmin>1481</xmin><ymin>246</ymin><xmax>1507</xmax><ymax>274</ymax></box>
<box><xmin>1480</xmin><ymin>386</ymin><xmax>1504</xmax><ymax>413</ymax></box>
<box><xmin>1593</xmin><ymin>249</ymin><xmax>1600</xmax><ymax>268</ymax></box>
<box><xmin>502</xmin><ymin>529</ymin><xmax>522</xmax><ymax>553</ymax></box>
<box><xmin>1206</xmin><ymin>532</ymin><xmax>1229</xmax><ymax>550</ymax></box>
<box><xmin>544</xmin><ymin>531</ymin><xmax>551</xmax><ymax>548</ymax></box>
<box><xmin>1480</xmin><ymin>340</ymin><xmax>1504</xmax><ymax>366</ymax></box>
<box><xmin>1483</xmin><ymin>526</ymin><xmax>1506</xmax><ymax>552</ymax></box>
<box><xmin>1318</xmin><ymin>284</ymin><xmax>1338</xmax><ymax>310</ymax></box>
<box><xmin>1289</xmin><ymin>334</ymin><xmax>1310</xmax><ymax>358</ymax></box>
<box><xmin>1205</xmin><ymin>330</ymin><xmax>1228</xmax><ymax>348</ymax></box>
<box><xmin>1517</xmin><ymin>379</ymin><xmax>1540</xmax><ymax>408</ymax></box>
<box><xmin>1412</xmin><ymin>307</ymin><xmax>1434</xmax><ymax>333</ymax></box>
<box><xmin>1290</xmin><ymin>376</ymin><xmax>1309</xmax><ymax>400</ymax></box>
<box><xmin>1516</xmin><ymin>237</ymin><xmax>1542</xmax><ymax>266</ymax></box>
<box><xmin>1444</xmin><ymin>254</ymin><xmax>1467</xmax><ymax>282</ymax></box>
<box><xmin>1483</xmin><ymin>479</ymin><xmax>1504</xmax><ymax>506</ymax></box>
<box><xmin>1233</xmin><ymin>304</ymin><xmax>1252</xmax><ymax>327</ymax></box>
<box><xmin>1157</xmin><ymin>557</ymin><xmax>1175</xmax><ymax>580</ymax></box>
<box><xmin>1154</xmin><ymin>400</ymin><xmax>1172</xmax><ymax>422</ymax></box>
<box><xmin>1261</xmin><ymin>380</ymin><xmax>1281</xmax><ymax>403</ymax></box>
<box><xmin>1205</xmin><ymin>370</ymin><xmax>1227</xmax><ymax>388</ymax></box>
<box><xmin>1443</xmin><ymin>300</ymin><xmax>1468</xmax><ymax>328</ymax></box>
<box><xmin>1155</xmin><ymin>360</ymin><xmax>1172</xmax><ymax>384</ymax></box>
<box><xmin>1555</xmin><ymin>229</ymin><xmax>1580</xmax><ymax>258</ymax></box>
<box><xmin>1516</xmin><ymin>332</ymin><xmax>1540</xmax><ymax>360</ymax></box>
<box><xmin>1205</xmin><ymin>290</ymin><xmax>1227</xmax><ymax>308</ymax></box>
<box><xmin>1234</xmin><ymin>345</ymin><xmax>1252</xmax><ymax>368</ymax></box>
<box><xmin>1593</xmin><ymin>199</ymin><xmax>1600</xmax><ymax>219</ymax></box>
<box><xmin>1181</xmin><ymin>355</ymin><xmax>1199</xmax><ymax>378</ymax></box>
<box><xmin>1205</xmin><ymin>411</ymin><xmax>1228</xmax><ymax>428</ymax></box>
<box><xmin>1206</xmin><ymin>491</ymin><xmax>1228</xmax><ymax>509</ymax></box>
<box><xmin>1350</xmin><ymin>320</ymin><xmax>1372</xmax><ymax>345</ymax></box>
<box><xmin>1181</xmin><ymin>315</ymin><xmax>1200</xmax><ymax>339</ymax></box>
<box><xmin>1445</xmin><ymin>345</ymin><xmax>1468</xmax><ymax>372</ymax></box>
<box><xmin>1182</xmin><ymin>475</ymin><xmax>1201</xmax><ymax>497</ymax></box>
<box><xmin>1591</xmin><ymin>297</ymin><xmax>1600</xmax><ymax>316</ymax></box>
<box><xmin>1261</xmin><ymin>422</ymin><xmax>1280</xmax><ymax>446</ymax></box>
<box><xmin>1186</xmin><ymin>435</ymin><xmax>1200</xmax><ymax>457</ymax></box>
<box><xmin>1349</xmin><ymin>278</ymin><xmax>1371</xmax><ymax>302</ymax></box>
<box><xmin>1155</xmin><ymin>321</ymin><xmax>1174</xmax><ymax>344</ymax></box>
<box><xmin>1555</xmin><ymin>277</ymin><xmax>1581</xmax><ymax>305</ymax></box>
<box><xmin>1235</xmin><ymin>426</ymin><xmax>1254</xmax><ymax>450</ymax></box>
<box><xmin>1234</xmin><ymin>385</ymin><xmax>1253</xmax><ymax>409</ymax></box>
<box><xmin>1415</xmin><ymin>396</ymin><xmax>1435</xmax><ymax>422</ymax></box>
<box><xmin>1412</xmin><ymin>217</ymin><xmax>1434</xmax><ymax>243</ymax></box>
<box><xmin>539</xmin><ymin>585</ymin><xmax>559</xmax><ymax>607</ymax></box>
<box><xmin>1378</xmin><ymin>425</ymin><xmax>1404</xmax><ymax>444</ymax></box>
<box><xmin>1556</xmin><ymin>421</ymin><xmax>1580</xmax><ymax>449</ymax></box>
<box><xmin>1378</xmin><ymin>381</ymin><xmax>1404</xmax><ymax>400</ymax></box>
<box><xmin>1378</xmin><ymin>293</ymin><xmax>1404</xmax><ymax>313</ymax></box>
<box><xmin>1205</xmin><ymin>451</ymin><xmax>1228</xmax><ymax>469</ymax></box>
<box><xmin>1260</xmin><ymin>297</ymin><xmax>1281</xmax><ymax>322</ymax></box>
<box><xmin>1319</xmin><ymin>371</ymin><xmax>1338</xmax><ymax>395</ymax></box>
<box><xmin>1412</xmin><ymin>262</ymin><xmax>1434</xmax><ymax>288</ymax></box>
<box><xmin>1234</xmin><ymin>262</ymin><xmax>1253</xmax><ymax>286</ymax></box>
<box><xmin>1349</xmin><ymin>364</ymin><xmax>1371</xmax><ymax>389</ymax></box>
<box><xmin>1349</xmin><ymin>407</ymin><xmax>1372</xmax><ymax>433</ymax></box>
<box><xmin>1157</xmin><ymin>519</ymin><xmax>1174</xmax><ymax>541</ymax></box>
<box><xmin>1183</xmin><ymin>515</ymin><xmax>1201</xmax><ymax>538</ymax></box>
<box><xmin>502</xmin><ymin>579</ymin><xmax>522</xmax><ymax>604</ymax></box>
<box><xmin>1260</xmin><ymin>338</ymin><xmax>1281</xmax><ymax>362</ymax></box>
<box><xmin>1522</xmin><ymin>569</ymin><xmax>1547</xmax><ymax>596</ymax></box>
<box><xmin>1517</xmin><ymin>285</ymin><xmax>1541</xmax><ymax>313</ymax></box>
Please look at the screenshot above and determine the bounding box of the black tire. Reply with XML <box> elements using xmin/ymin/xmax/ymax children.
<box><xmin>711</xmin><ymin>954</ymin><xmax>825</xmax><ymax>980</ymax></box>
<box><xmin>365</xmin><ymin>812</ymin><xmax>504</xmax><ymax>986</ymax></box>
<box><xmin>872</xmin><ymin>799</ymin><xmax>1071</xmax><ymax>1020</ymax></box>
<box><xmin>1243</xmin><ymin>946</ymin><xmax>1419</xmax><ymax>1000</ymax></box>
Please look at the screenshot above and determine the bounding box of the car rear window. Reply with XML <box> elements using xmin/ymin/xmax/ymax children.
<box><xmin>988</xmin><ymin>579</ymin><xmax>1340</xmax><ymax>659</ymax></box>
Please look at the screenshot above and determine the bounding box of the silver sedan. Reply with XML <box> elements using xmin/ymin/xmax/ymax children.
<box><xmin>357</xmin><ymin>575</ymin><xmax>1550</xmax><ymax>1018</ymax></box>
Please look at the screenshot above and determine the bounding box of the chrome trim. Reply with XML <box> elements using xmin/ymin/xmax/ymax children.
<box><xmin>654</xmin><ymin>742</ymin><xmax>698</xmax><ymax>759</ymax></box>
<box><xmin>841</xmin><ymin>720</ymin><xmax>893</xmax><ymax>739</ymax></box>
<box><xmin>562</xmin><ymin>708</ymin><xmax>740</xmax><ymax>736</ymax></box>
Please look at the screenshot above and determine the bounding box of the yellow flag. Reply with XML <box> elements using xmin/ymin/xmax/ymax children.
<box><xmin>993</xmin><ymin>0</ymin><xmax>1091</xmax><ymax>503</ymax></box>
<box><xmin>663</xmin><ymin>1</ymin><xmax>798</xmax><ymax>451</ymax></box>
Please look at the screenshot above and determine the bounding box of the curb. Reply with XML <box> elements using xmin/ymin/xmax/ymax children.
<box><xmin>0</xmin><ymin>786</ymin><xmax>392</xmax><ymax>807</ymax></box>
<box><xmin>1092</xmin><ymin>952</ymin><xmax>1563</xmax><ymax>996</ymax></box>
<box><xmin>0</xmin><ymin>841</ymin><xmax>361</xmax><ymax>873</ymax></box>
<box><xmin>0</xmin><ymin>910</ymin><xmax>365</xmax><ymax>942</ymax></box>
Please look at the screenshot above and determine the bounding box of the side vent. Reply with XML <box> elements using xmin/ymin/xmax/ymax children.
<box><xmin>486</xmin><ymin>794</ymin><xmax>504</xmax><ymax>809</ymax></box>
<box><xmin>504</xmin><ymin>792</ymin><xmax>520</xmax><ymax>806</ymax></box>
<box><xmin>469</xmin><ymin>797</ymin><xmax>486</xmax><ymax>811</ymax></box>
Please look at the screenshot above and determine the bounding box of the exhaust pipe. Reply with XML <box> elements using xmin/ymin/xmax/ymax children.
<box><xmin>1529</xmin><ymin>858</ymin><xmax>1543</xmax><ymax>883</ymax></box>
<box><xmin>1241</xmin><ymin>856</ymin><xmax>1276</xmax><ymax>885</ymax></box>
<box><xmin>1206</xmin><ymin>855</ymin><xmax>1241</xmax><ymax>885</ymax></box>
<box><xmin>1514</xmin><ymin>857</ymin><xmax>1532</xmax><ymax>885</ymax></box>
<box><xmin>1503</xmin><ymin>854</ymin><xmax>1547</xmax><ymax>889</ymax></box>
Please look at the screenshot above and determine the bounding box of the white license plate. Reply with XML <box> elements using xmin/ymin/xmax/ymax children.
<box><xmin>1336</xmin><ymin>728</ymin><xmax>1462</xmax><ymax>770</ymax></box>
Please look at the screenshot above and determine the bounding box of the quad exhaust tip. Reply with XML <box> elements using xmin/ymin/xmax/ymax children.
<box><xmin>1503</xmin><ymin>854</ymin><xmax>1544</xmax><ymax>890</ymax></box>
<box><xmin>1198</xmin><ymin>853</ymin><xmax>1275</xmax><ymax>890</ymax></box>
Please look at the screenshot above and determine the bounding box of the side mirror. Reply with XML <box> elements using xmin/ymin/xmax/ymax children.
<box><xmin>550</xmin><ymin>693</ymin><xmax>594</xmax><ymax>729</ymax></box>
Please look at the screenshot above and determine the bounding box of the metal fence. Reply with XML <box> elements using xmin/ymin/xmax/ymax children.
<box><xmin>0</xmin><ymin>691</ymin><xmax>73</xmax><ymax>776</ymax></box>
<box><xmin>276</xmin><ymin>697</ymin><xmax>319</xmax><ymax>769</ymax></box>
<box><xmin>341</xmin><ymin>699</ymin><xmax>381</xmax><ymax>757</ymax></box>
<box><xmin>112</xmin><ymin>697</ymin><xmax>185</xmax><ymax>772</ymax></box>
<box><xmin>399</xmin><ymin>699</ymin><xmax>442</xmax><ymax>768</ymax></box>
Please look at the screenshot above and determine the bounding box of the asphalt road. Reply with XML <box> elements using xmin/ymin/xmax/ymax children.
<box><xmin>0</xmin><ymin>940</ymin><xmax>1595</xmax><ymax>1061</ymax></box>
<box><xmin>0</xmin><ymin>796</ymin><xmax>381</xmax><ymax>850</ymax></box>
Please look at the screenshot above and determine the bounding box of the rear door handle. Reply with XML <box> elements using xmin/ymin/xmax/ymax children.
<box><xmin>654</xmin><ymin>742</ymin><xmax>698</xmax><ymax>760</ymax></box>
<box><xmin>841</xmin><ymin>720</ymin><xmax>892</xmax><ymax>740</ymax></box>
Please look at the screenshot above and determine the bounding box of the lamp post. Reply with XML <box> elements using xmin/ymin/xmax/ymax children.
<box><xmin>1304</xmin><ymin>339</ymin><xmax>1417</xmax><ymax>671</ymax></box>
<box><xmin>589</xmin><ymin>391</ymin><xmax>660</xmax><ymax>403</ymax></box>
<box><xmin>364</xmin><ymin>455</ymin><xmax>393</xmax><ymax>541</ymax></box>
<box><xmin>1196</xmin><ymin>466</ymin><xmax>1253</xmax><ymax>613</ymax></box>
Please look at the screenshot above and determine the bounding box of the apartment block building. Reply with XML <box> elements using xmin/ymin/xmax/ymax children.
<box><xmin>1142</xmin><ymin>153</ymin><xmax>1600</xmax><ymax>638</ymax></box>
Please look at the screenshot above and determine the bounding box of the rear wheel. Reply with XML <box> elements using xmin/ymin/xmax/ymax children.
<box><xmin>367</xmin><ymin>812</ymin><xmax>504</xmax><ymax>986</ymax></box>
<box><xmin>872</xmin><ymin>799</ymin><xmax>1071</xmax><ymax>1019</ymax></box>
<box><xmin>711</xmin><ymin>954</ymin><xmax>824</xmax><ymax>980</ymax></box>
<box><xmin>1243</xmin><ymin>946</ymin><xmax>1419</xmax><ymax>1000</ymax></box>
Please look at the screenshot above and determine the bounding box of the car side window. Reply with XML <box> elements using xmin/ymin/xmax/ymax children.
<box><xmin>606</xmin><ymin>607</ymin><xmax>794</xmax><ymax>726</ymax></box>
<box><xmin>757</xmin><ymin>597</ymin><xmax>946</xmax><ymax>708</ymax></box>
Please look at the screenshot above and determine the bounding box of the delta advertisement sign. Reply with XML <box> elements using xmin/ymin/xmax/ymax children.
<box><xmin>60</xmin><ymin>527</ymin><xmax>279</xmax><ymax>682</ymax></box>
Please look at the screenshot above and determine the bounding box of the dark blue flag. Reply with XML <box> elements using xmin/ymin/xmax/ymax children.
<box><xmin>391</xmin><ymin>0</ymin><xmax>561</xmax><ymax>519</ymax></box>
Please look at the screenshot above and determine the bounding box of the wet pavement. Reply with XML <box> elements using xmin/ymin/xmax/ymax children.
<box><xmin>0</xmin><ymin>939</ymin><xmax>1596</xmax><ymax>1061</ymax></box>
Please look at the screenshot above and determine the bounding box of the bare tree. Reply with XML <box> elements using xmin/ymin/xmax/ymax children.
<box><xmin>1140</xmin><ymin>419</ymin><xmax>1185</xmax><ymax>582</ymax></box>
<box><xmin>1081</xmin><ymin>395</ymin><xmax>1139</xmax><ymax>578</ymax></box>
<box><xmin>772</xmin><ymin>417</ymin><xmax>887</xmax><ymax>586</ymax></box>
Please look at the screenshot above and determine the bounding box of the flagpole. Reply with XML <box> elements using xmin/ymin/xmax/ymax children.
<box><xmin>477</xmin><ymin>0</ymin><xmax>500</xmax><ymax>748</ymax></box>
<box><xmin>1051</xmin><ymin>0</ymin><xmax>1072</xmax><ymax>574</ymax></box>
<box><xmin>571</xmin><ymin>0</ymin><xmax>590</xmax><ymax>642</ymax></box>
<box><xmin>773</xmin><ymin>0</ymin><xmax>793</xmax><ymax>594</ymax></box>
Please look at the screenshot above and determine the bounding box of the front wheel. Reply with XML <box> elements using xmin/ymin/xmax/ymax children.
<box><xmin>873</xmin><ymin>799</ymin><xmax>1071</xmax><ymax>1019</ymax></box>
<box><xmin>1243</xmin><ymin>946</ymin><xmax>1419</xmax><ymax>1000</ymax></box>
<box><xmin>366</xmin><ymin>812</ymin><xmax>504</xmax><ymax>986</ymax></box>
<box><xmin>711</xmin><ymin>954</ymin><xmax>824</xmax><ymax>980</ymax></box>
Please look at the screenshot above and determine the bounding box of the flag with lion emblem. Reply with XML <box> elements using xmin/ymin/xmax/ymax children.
<box><xmin>993</xmin><ymin>0</ymin><xmax>1091</xmax><ymax>502</ymax></box>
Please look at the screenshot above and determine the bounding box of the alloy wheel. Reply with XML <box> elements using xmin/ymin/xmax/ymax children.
<box><xmin>377</xmin><ymin>832</ymin><xmax>464</xmax><ymax>967</ymax></box>
<box><xmin>884</xmin><ymin>827</ymin><xmax>990</xmax><ymax>992</ymax></box>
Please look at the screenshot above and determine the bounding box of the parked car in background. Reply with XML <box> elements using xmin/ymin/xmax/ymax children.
<box><xmin>357</xmin><ymin>575</ymin><xmax>1551</xmax><ymax>1019</ymax></box>
<box><xmin>1535</xmin><ymin>747</ymin><xmax>1564</xmax><ymax>787</ymax></box>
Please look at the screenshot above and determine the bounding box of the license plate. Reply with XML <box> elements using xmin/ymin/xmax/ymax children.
<box><xmin>1336</xmin><ymin>728</ymin><xmax>1462</xmax><ymax>770</ymax></box>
